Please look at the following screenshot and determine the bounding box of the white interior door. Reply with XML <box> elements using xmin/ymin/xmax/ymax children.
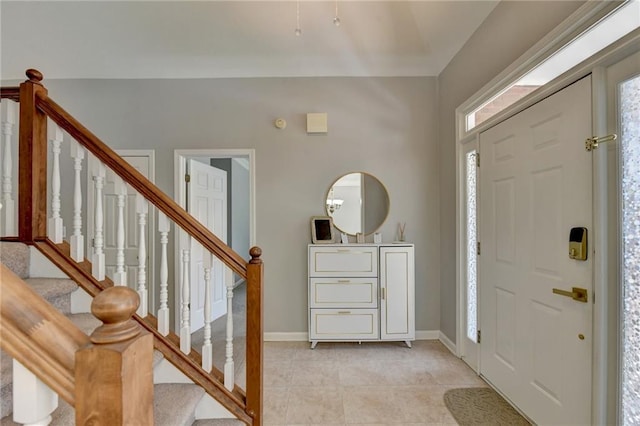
<box><xmin>479</xmin><ymin>76</ymin><xmax>593</xmax><ymax>424</ymax></box>
<box><xmin>187</xmin><ymin>159</ymin><xmax>228</xmax><ymax>331</ymax></box>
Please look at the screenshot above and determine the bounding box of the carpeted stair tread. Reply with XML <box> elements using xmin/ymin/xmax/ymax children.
<box><xmin>192</xmin><ymin>419</ymin><xmax>245</xmax><ymax>426</ymax></box>
<box><xmin>26</xmin><ymin>278</ymin><xmax>78</xmax><ymax>315</ymax></box>
<box><xmin>154</xmin><ymin>383</ymin><xmax>205</xmax><ymax>426</ymax></box>
<box><xmin>0</xmin><ymin>242</ymin><xmax>30</xmax><ymax>279</ymax></box>
<box><xmin>0</xmin><ymin>351</ymin><xmax>13</xmax><ymax>419</ymax></box>
<box><xmin>25</xmin><ymin>277</ymin><xmax>78</xmax><ymax>299</ymax></box>
<box><xmin>67</xmin><ymin>313</ymin><xmax>102</xmax><ymax>336</ymax></box>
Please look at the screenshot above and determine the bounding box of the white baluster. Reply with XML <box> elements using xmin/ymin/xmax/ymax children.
<box><xmin>224</xmin><ymin>266</ymin><xmax>235</xmax><ymax>391</ymax></box>
<box><xmin>157</xmin><ymin>212</ymin><xmax>170</xmax><ymax>336</ymax></box>
<box><xmin>47</xmin><ymin>123</ymin><xmax>64</xmax><ymax>243</ymax></box>
<box><xmin>136</xmin><ymin>193</ymin><xmax>148</xmax><ymax>317</ymax></box>
<box><xmin>13</xmin><ymin>360</ymin><xmax>58</xmax><ymax>426</ymax></box>
<box><xmin>92</xmin><ymin>162</ymin><xmax>106</xmax><ymax>281</ymax></box>
<box><xmin>1</xmin><ymin>100</ymin><xmax>16</xmax><ymax>236</ymax></box>
<box><xmin>113</xmin><ymin>175</ymin><xmax>127</xmax><ymax>286</ymax></box>
<box><xmin>180</xmin><ymin>248</ymin><xmax>191</xmax><ymax>354</ymax></box>
<box><xmin>202</xmin><ymin>253</ymin><xmax>213</xmax><ymax>372</ymax></box>
<box><xmin>69</xmin><ymin>140</ymin><xmax>85</xmax><ymax>261</ymax></box>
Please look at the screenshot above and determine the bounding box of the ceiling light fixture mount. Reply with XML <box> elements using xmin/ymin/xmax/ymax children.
<box><xmin>333</xmin><ymin>0</ymin><xmax>341</xmax><ymax>27</ymax></box>
<box><xmin>295</xmin><ymin>0</ymin><xmax>302</xmax><ymax>36</ymax></box>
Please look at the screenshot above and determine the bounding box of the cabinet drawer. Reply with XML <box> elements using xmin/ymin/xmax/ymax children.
<box><xmin>309</xmin><ymin>246</ymin><xmax>378</xmax><ymax>277</ymax></box>
<box><xmin>309</xmin><ymin>278</ymin><xmax>378</xmax><ymax>308</ymax></box>
<box><xmin>309</xmin><ymin>309</ymin><xmax>379</xmax><ymax>340</ymax></box>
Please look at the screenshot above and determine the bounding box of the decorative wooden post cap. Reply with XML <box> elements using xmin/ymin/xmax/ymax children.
<box><xmin>249</xmin><ymin>246</ymin><xmax>262</xmax><ymax>264</ymax></box>
<box><xmin>25</xmin><ymin>69</ymin><xmax>44</xmax><ymax>84</ymax></box>
<box><xmin>90</xmin><ymin>286</ymin><xmax>141</xmax><ymax>344</ymax></box>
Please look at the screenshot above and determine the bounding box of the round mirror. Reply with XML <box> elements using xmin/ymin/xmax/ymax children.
<box><xmin>325</xmin><ymin>172</ymin><xmax>390</xmax><ymax>236</ymax></box>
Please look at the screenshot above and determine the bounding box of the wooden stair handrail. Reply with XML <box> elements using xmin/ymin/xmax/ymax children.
<box><xmin>6</xmin><ymin>69</ymin><xmax>264</xmax><ymax>425</ymax></box>
<box><xmin>23</xmin><ymin>74</ymin><xmax>247</xmax><ymax>277</ymax></box>
<box><xmin>0</xmin><ymin>263</ymin><xmax>88</xmax><ymax>405</ymax></box>
<box><xmin>1</xmin><ymin>86</ymin><xmax>20</xmax><ymax>102</ymax></box>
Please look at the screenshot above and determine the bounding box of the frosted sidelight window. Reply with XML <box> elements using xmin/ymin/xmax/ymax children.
<box><xmin>621</xmin><ymin>74</ymin><xmax>640</xmax><ymax>426</ymax></box>
<box><xmin>466</xmin><ymin>151</ymin><xmax>478</xmax><ymax>342</ymax></box>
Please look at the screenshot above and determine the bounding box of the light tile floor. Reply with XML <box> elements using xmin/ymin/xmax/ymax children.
<box><xmin>262</xmin><ymin>340</ymin><xmax>488</xmax><ymax>425</ymax></box>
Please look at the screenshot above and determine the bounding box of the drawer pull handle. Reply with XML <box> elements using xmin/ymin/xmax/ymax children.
<box><xmin>337</xmin><ymin>280</ymin><xmax>351</xmax><ymax>283</ymax></box>
<box><xmin>336</xmin><ymin>249</ymin><xmax>351</xmax><ymax>253</ymax></box>
<box><xmin>337</xmin><ymin>311</ymin><xmax>351</xmax><ymax>314</ymax></box>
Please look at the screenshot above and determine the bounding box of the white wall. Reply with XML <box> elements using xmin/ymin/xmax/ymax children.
<box><xmin>436</xmin><ymin>0</ymin><xmax>585</xmax><ymax>342</ymax></box>
<box><xmin>40</xmin><ymin>76</ymin><xmax>439</xmax><ymax>334</ymax></box>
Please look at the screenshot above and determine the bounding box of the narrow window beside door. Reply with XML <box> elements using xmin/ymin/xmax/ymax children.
<box><xmin>466</xmin><ymin>150</ymin><xmax>478</xmax><ymax>342</ymax></box>
<box><xmin>621</xmin><ymin>74</ymin><xmax>640</xmax><ymax>426</ymax></box>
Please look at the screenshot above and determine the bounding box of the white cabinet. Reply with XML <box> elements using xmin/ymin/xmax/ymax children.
<box><xmin>308</xmin><ymin>244</ymin><xmax>414</xmax><ymax>348</ymax></box>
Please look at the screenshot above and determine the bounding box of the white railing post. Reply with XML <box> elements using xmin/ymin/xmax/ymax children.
<box><xmin>12</xmin><ymin>360</ymin><xmax>58</xmax><ymax>426</ymax></box>
<box><xmin>180</xmin><ymin>247</ymin><xmax>191</xmax><ymax>354</ymax></box>
<box><xmin>157</xmin><ymin>212</ymin><xmax>170</xmax><ymax>336</ymax></box>
<box><xmin>69</xmin><ymin>140</ymin><xmax>85</xmax><ymax>261</ymax></box>
<box><xmin>47</xmin><ymin>122</ymin><xmax>64</xmax><ymax>244</ymax></box>
<box><xmin>202</xmin><ymin>253</ymin><xmax>213</xmax><ymax>372</ymax></box>
<box><xmin>136</xmin><ymin>193</ymin><xmax>148</xmax><ymax>317</ymax></box>
<box><xmin>113</xmin><ymin>175</ymin><xmax>127</xmax><ymax>286</ymax></box>
<box><xmin>92</xmin><ymin>162</ymin><xmax>106</xmax><ymax>281</ymax></box>
<box><xmin>224</xmin><ymin>266</ymin><xmax>235</xmax><ymax>391</ymax></box>
<box><xmin>1</xmin><ymin>100</ymin><xmax>16</xmax><ymax>236</ymax></box>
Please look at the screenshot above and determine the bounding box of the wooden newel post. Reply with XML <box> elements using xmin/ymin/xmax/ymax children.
<box><xmin>18</xmin><ymin>69</ymin><xmax>48</xmax><ymax>242</ymax></box>
<box><xmin>245</xmin><ymin>246</ymin><xmax>264</xmax><ymax>426</ymax></box>
<box><xmin>75</xmin><ymin>286</ymin><xmax>154</xmax><ymax>425</ymax></box>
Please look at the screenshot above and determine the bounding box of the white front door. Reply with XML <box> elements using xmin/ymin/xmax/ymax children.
<box><xmin>479</xmin><ymin>76</ymin><xmax>593</xmax><ymax>424</ymax></box>
<box><xmin>187</xmin><ymin>159</ymin><xmax>228</xmax><ymax>331</ymax></box>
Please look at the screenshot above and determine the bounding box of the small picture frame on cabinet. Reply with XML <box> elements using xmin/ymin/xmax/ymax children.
<box><xmin>356</xmin><ymin>233</ymin><xmax>365</xmax><ymax>243</ymax></box>
<box><xmin>340</xmin><ymin>232</ymin><xmax>349</xmax><ymax>244</ymax></box>
<box><xmin>373</xmin><ymin>232</ymin><xmax>382</xmax><ymax>244</ymax></box>
<box><xmin>311</xmin><ymin>216</ymin><xmax>335</xmax><ymax>244</ymax></box>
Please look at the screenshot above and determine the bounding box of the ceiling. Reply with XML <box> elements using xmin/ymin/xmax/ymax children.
<box><xmin>0</xmin><ymin>1</ymin><xmax>499</xmax><ymax>80</ymax></box>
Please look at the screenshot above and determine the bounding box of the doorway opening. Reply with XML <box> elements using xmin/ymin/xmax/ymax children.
<box><xmin>174</xmin><ymin>149</ymin><xmax>256</xmax><ymax>332</ymax></box>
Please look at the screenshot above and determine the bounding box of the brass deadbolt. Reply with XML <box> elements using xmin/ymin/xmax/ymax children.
<box><xmin>578</xmin><ymin>334</ymin><xmax>585</xmax><ymax>340</ymax></box>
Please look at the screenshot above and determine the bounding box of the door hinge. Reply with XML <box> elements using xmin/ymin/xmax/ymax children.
<box><xmin>585</xmin><ymin>134</ymin><xmax>617</xmax><ymax>151</ymax></box>
<box><xmin>476</xmin><ymin>152</ymin><xmax>480</xmax><ymax>167</ymax></box>
<box><xmin>185</xmin><ymin>173</ymin><xmax>191</xmax><ymax>183</ymax></box>
<box><xmin>477</xmin><ymin>242</ymin><xmax>481</xmax><ymax>255</ymax></box>
<box><xmin>477</xmin><ymin>330</ymin><xmax>481</xmax><ymax>343</ymax></box>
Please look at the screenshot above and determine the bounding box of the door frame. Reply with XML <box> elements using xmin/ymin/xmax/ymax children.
<box><xmin>173</xmin><ymin>149</ymin><xmax>256</xmax><ymax>330</ymax></box>
<box><xmin>87</xmin><ymin>149</ymin><xmax>156</xmax><ymax>307</ymax></box>
<box><xmin>455</xmin><ymin>20</ymin><xmax>640</xmax><ymax>426</ymax></box>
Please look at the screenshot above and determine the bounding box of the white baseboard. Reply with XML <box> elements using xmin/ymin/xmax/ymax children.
<box><xmin>265</xmin><ymin>330</ymin><xmax>443</xmax><ymax>342</ymax></box>
<box><xmin>439</xmin><ymin>331</ymin><xmax>458</xmax><ymax>355</ymax></box>
<box><xmin>415</xmin><ymin>330</ymin><xmax>439</xmax><ymax>340</ymax></box>
<box><xmin>264</xmin><ymin>332</ymin><xmax>308</xmax><ymax>342</ymax></box>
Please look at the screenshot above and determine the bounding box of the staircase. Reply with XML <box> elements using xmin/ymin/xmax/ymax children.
<box><xmin>0</xmin><ymin>242</ymin><xmax>245</xmax><ymax>425</ymax></box>
<box><xmin>0</xmin><ymin>70</ymin><xmax>263</xmax><ymax>424</ymax></box>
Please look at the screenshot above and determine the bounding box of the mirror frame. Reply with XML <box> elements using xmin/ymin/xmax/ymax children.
<box><xmin>325</xmin><ymin>171</ymin><xmax>390</xmax><ymax>236</ymax></box>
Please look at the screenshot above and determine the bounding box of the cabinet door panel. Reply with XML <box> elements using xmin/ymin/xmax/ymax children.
<box><xmin>380</xmin><ymin>246</ymin><xmax>415</xmax><ymax>340</ymax></box>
